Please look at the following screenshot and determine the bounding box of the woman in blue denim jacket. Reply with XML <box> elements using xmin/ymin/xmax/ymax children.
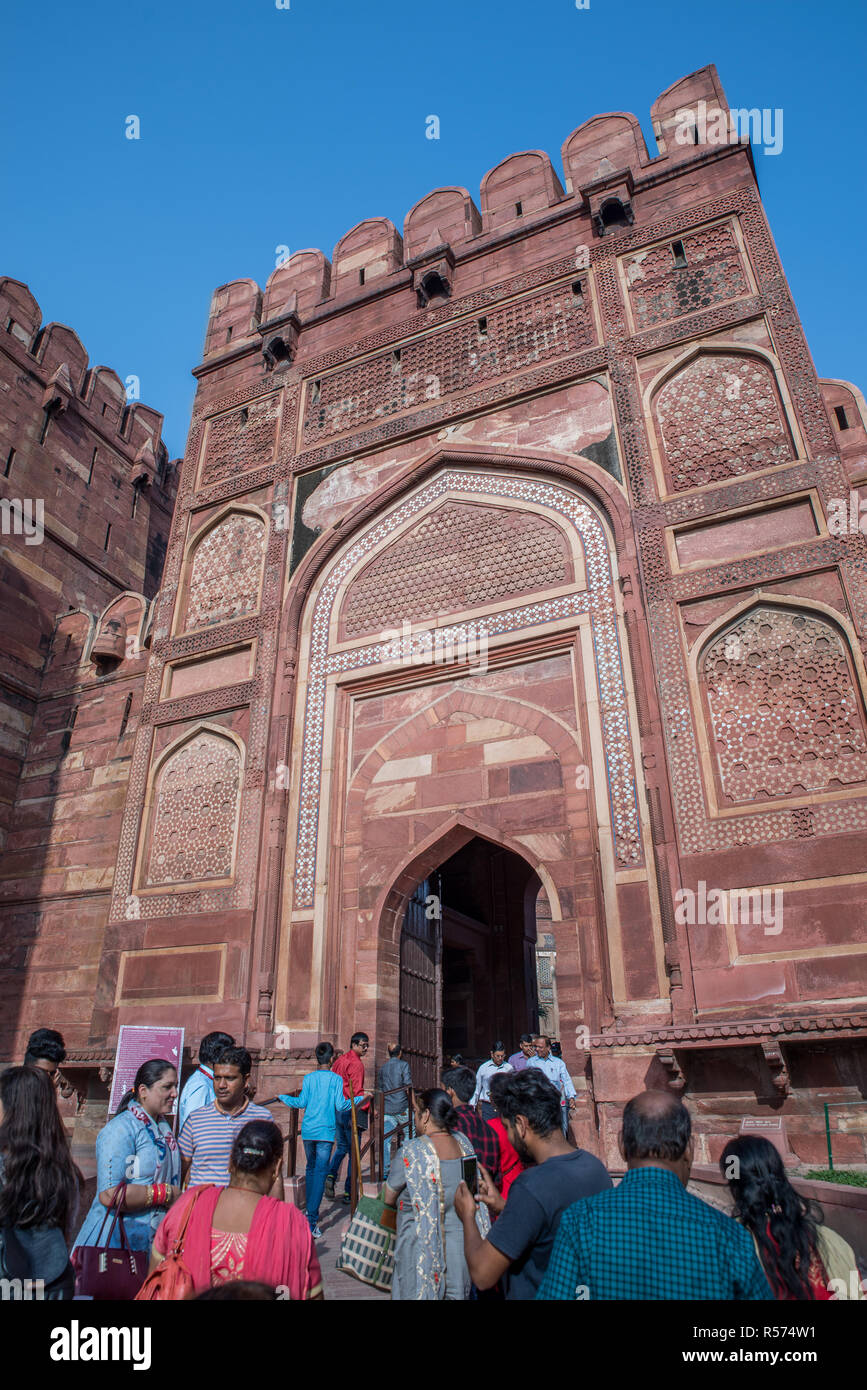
<box><xmin>72</xmin><ymin>1058</ymin><xmax>181</xmax><ymax>1254</ymax></box>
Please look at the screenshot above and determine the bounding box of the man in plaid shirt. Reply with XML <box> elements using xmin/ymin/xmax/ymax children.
<box><xmin>537</xmin><ymin>1091</ymin><xmax>773</xmax><ymax>1300</ymax></box>
<box><xmin>442</xmin><ymin>1066</ymin><xmax>502</xmax><ymax>1189</ymax></box>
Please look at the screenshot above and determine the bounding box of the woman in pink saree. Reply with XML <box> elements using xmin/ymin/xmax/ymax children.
<box><xmin>150</xmin><ymin>1120</ymin><xmax>323</xmax><ymax>1299</ymax></box>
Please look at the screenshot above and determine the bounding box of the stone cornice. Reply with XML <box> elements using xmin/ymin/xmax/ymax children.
<box><xmin>591</xmin><ymin>1011</ymin><xmax>867</xmax><ymax>1049</ymax></box>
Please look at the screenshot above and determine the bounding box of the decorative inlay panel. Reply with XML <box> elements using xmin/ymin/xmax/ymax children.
<box><xmin>144</xmin><ymin>732</ymin><xmax>241</xmax><ymax>886</ymax></box>
<box><xmin>655</xmin><ymin>353</ymin><xmax>794</xmax><ymax>492</ymax></box>
<box><xmin>183</xmin><ymin>513</ymin><xmax>266</xmax><ymax>631</ymax></box>
<box><xmin>703</xmin><ymin>606</ymin><xmax>867</xmax><ymax>804</ymax></box>
<box><xmin>341</xmin><ymin>501</ymin><xmax>573</xmax><ymax>640</ymax></box>
<box><xmin>624</xmin><ymin>222</ymin><xmax>748</xmax><ymax>330</ymax></box>
<box><xmin>292</xmin><ymin>469</ymin><xmax>643</xmax><ymax>909</ymax></box>
<box><xmin>199</xmin><ymin>394</ymin><xmax>280</xmax><ymax>487</ymax></box>
<box><xmin>300</xmin><ymin>281</ymin><xmax>593</xmax><ymax>446</ymax></box>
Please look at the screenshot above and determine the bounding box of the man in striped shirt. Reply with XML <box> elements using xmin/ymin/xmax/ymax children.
<box><xmin>178</xmin><ymin>1046</ymin><xmax>283</xmax><ymax>1196</ymax></box>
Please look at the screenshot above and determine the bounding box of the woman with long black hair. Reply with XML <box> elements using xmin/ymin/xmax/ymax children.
<box><xmin>72</xmin><ymin>1057</ymin><xmax>182</xmax><ymax>1259</ymax></box>
<box><xmin>720</xmin><ymin>1135</ymin><xmax>863</xmax><ymax>1300</ymax></box>
<box><xmin>0</xmin><ymin>1065</ymin><xmax>80</xmax><ymax>1298</ymax></box>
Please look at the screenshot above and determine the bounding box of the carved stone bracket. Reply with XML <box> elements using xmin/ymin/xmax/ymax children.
<box><xmin>656</xmin><ymin>1048</ymin><xmax>687</xmax><ymax>1092</ymax></box>
<box><xmin>761</xmin><ymin>1041</ymin><xmax>791</xmax><ymax>1097</ymax></box>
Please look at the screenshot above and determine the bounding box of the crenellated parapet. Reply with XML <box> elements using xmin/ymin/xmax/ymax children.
<box><xmin>200</xmin><ymin>64</ymin><xmax>746</xmax><ymax>363</ymax></box>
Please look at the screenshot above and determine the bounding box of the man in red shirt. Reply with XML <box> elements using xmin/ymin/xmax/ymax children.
<box><xmin>324</xmin><ymin>1032</ymin><xmax>370</xmax><ymax>1204</ymax></box>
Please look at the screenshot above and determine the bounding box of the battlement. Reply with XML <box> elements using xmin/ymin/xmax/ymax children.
<box><xmin>0</xmin><ymin>277</ymin><xmax>172</xmax><ymax>475</ymax></box>
<box><xmin>202</xmin><ymin>64</ymin><xmax>747</xmax><ymax>360</ymax></box>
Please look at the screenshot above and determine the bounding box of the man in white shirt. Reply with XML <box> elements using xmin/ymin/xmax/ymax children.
<box><xmin>177</xmin><ymin>1030</ymin><xmax>235</xmax><ymax>1129</ymax></box>
<box><xmin>470</xmin><ymin>1041</ymin><xmax>514</xmax><ymax>1120</ymax></box>
<box><xmin>528</xmin><ymin>1035</ymin><xmax>576</xmax><ymax>1133</ymax></box>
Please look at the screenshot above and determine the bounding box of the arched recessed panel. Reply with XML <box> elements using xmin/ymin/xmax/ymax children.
<box><xmin>702</xmin><ymin>606</ymin><xmax>867</xmax><ymax>804</ymax></box>
<box><xmin>144</xmin><ymin>730</ymin><xmax>242</xmax><ymax>886</ymax></box>
<box><xmin>182</xmin><ymin>512</ymin><xmax>266</xmax><ymax>631</ymax></box>
<box><xmin>340</xmin><ymin>499</ymin><xmax>574</xmax><ymax>639</ymax></box>
<box><xmin>654</xmin><ymin>352</ymin><xmax>794</xmax><ymax>491</ymax></box>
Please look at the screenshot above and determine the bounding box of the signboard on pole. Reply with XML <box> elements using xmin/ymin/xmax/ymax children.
<box><xmin>108</xmin><ymin>1025</ymin><xmax>185</xmax><ymax>1115</ymax></box>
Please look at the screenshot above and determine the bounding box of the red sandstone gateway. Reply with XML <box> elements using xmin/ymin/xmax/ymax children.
<box><xmin>2</xmin><ymin>63</ymin><xmax>866</xmax><ymax>1180</ymax></box>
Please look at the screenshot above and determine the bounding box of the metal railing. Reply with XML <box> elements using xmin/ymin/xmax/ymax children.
<box><xmin>258</xmin><ymin>1083</ymin><xmax>415</xmax><ymax>1214</ymax></box>
<box><xmin>822</xmin><ymin>1100</ymin><xmax>867</xmax><ymax>1170</ymax></box>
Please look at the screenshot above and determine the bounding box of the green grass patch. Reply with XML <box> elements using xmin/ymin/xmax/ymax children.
<box><xmin>804</xmin><ymin>1169</ymin><xmax>867</xmax><ymax>1187</ymax></box>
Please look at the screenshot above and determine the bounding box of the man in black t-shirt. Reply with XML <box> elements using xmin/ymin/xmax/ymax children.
<box><xmin>455</xmin><ymin>1069</ymin><xmax>611</xmax><ymax>1300</ymax></box>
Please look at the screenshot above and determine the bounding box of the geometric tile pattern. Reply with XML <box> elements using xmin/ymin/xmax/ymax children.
<box><xmin>200</xmin><ymin>394</ymin><xmax>280</xmax><ymax>487</ymax></box>
<box><xmin>626</xmin><ymin>222</ymin><xmax>748</xmax><ymax>330</ymax></box>
<box><xmin>655</xmin><ymin>352</ymin><xmax>794</xmax><ymax>492</ymax></box>
<box><xmin>341</xmin><ymin>500</ymin><xmax>572</xmax><ymax>639</ymax></box>
<box><xmin>183</xmin><ymin>512</ymin><xmax>266</xmax><ymax>631</ymax></box>
<box><xmin>300</xmin><ymin>281</ymin><xmax>593</xmax><ymax>445</ymax></box>
<box><xmin>144</xmin><ymin>731</ymin><xmax>241</xmax><ymax>886</ymax></box>
<box><xmin>704</xmin><ymin>606</ymin><xmax>867</xmax><ymax>804</ymax></box>
<box><xmin>293</xmin><ymin>469</ymin><xmax>643</xmax><ymax>908</ymax></box>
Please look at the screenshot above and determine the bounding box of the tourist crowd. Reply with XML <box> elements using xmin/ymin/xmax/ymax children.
<box><xmin>0</xmin><ymin>1025</ymin><xmax>863</xmax><ymax>1302</ymax></box>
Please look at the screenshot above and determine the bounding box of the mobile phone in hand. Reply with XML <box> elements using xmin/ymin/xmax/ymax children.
<box><xmin>460</xmin><ymin>1155</ymin><xmax>478</xmax><ymax>1193</ymax></box>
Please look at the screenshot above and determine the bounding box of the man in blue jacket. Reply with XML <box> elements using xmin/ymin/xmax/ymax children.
<box><xmin>279</xmin><ymin>1041</ymin><xmax>370</xmax><ymax>1239</ymax></box>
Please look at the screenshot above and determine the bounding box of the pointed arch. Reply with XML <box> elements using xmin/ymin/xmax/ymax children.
<box><xmin>375</xmin><ymin>813</ymin><xmax>562</xmax><ymax>952</ymax></box>
<box><xmin>285</xmin><ymin>459</ymin><xmax>643</xmax><ymax>912</ymax></box>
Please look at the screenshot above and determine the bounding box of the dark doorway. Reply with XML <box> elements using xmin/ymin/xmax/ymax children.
<box><xmin>399</xmin><ymin>838</ymin><xmax>541</xmax><ymax>1089</ymax></box>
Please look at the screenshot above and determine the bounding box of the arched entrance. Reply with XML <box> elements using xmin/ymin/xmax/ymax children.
<box><xmin>274</xmin><ymin>453</ymin><xmax>669</xmax><ymax>1067</ymax></box>
<box><xmin>399</xmin><ymin>837</ymin><xmax>541</xmax><ymax>1088</ymax></box>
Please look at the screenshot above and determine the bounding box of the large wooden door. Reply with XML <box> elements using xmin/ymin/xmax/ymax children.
<box><xmin>399</xmin><ymin>878</ymin><xmax>442</xmax><ymax>1090</ymax></box>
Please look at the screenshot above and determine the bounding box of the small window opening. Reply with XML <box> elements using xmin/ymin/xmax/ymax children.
<box><xmin>601</xmin><ymin>199</ymin><xmax>628</xmax><ymax>230</ymax></box>
<box><xmin>571</xmin><ymin>280</ymin><xmax>583</xmax><ymax>301</ymax></box>
<box><xmin>88</xmin><ymin>447</ymin><xmax>97</xmax><ymax>486</ymax></box>
<box><xmin>358</xmin><ymin>268</ymin><xmax>366</xmax><ymax>286</ymax></box>
<box><xmin>478</xmin><ymin>317</ymin><xmax>488</xmax><ymax>339</ymax></box>
<box><xmin>225</xmin><ymin>326</ymin><xmax>233</xmax><ymax>343</ymax></box>
<box><xmin>103</xmin><ymin>523</ymin><xmax>111</xmax><ymax>550</ymax></box>
<box><xmin>6</xmin><ymin>318</ymin><xmax>18</xmax><ymax>335</ymax></box>
<box><xmin>515</xmin><ymin>201</ymin><xmax>523</xmax><ymax>217</ymax></box>
<box><xmin>3</xmin><ymin>446</ymin><xmax>14</xmax><ymax>477</ymax></box>
<box><xmin>239</xmin><ymin>407</ymin><xmax>249</xmax><ymax>424</ymax></box>
<box><xmin>671</xmin><ymin>239</ymin><xmax>687</xmax><ymax>268</ymax></box>
<box><xmin>834</xmin><ymin>405</ymin><xmax>850</xmax><ymax>431</ymax></box>
<box><xmin>64</xmin><ymin>633</ymin><xmax>72</xmax><ymax>653</ymax></box>
<box><xmin>39</xmin><ymin>410</ymin><xmax>52</xmax><ymax>444</ymax></box>
<box><xmin>392</xmin><ymin>349</ymin><xmax>401</xmax><ymax>367</ymax></box>
<box><xmin>119</xmin><ymin>692</ymin><xmax>133</xmax><ymax>739</ymax></box>
<box><xmin>310</xmin><ymin>380</ymin><xmax>321</xmax><ymax>406</ymax></box>
<box><xmin>131</xmin><ymin>487</ymin><xmax>139</xmax><ymax>519</ymax></box>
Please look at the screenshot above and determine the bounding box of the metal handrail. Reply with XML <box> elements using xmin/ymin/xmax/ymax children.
<box><xmin>257</xmin><ymin>1083</ymin><xmax>416</xmax><ymax>1202</ymax></box>
<box><xmin>822</xmin><ymin>1100</ymin><xmax>867</xmax><ymax>1170</ymax></box>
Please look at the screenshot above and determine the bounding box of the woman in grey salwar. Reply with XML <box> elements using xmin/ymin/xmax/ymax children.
<box><xmin>385</xmin><ymin>1087</ymin><xmax>490</xmax><ymax>1301</ymax></box>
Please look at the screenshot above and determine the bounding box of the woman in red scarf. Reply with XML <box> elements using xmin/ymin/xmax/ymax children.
<box><xmin>720</xmin><ymin>1135</ymin><xmax>863</xmax><ymax>1301</ymax></box>
<box><xmin>149</xmin><ymin>1120</ymin><xmax>323</xmax><ymax>1299</ymax></box>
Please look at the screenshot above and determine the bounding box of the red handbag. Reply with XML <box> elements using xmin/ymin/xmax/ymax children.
<box><xmin>72</xmin><ymin>1183</ymin><xmax>149</xmax><ymax>1301</ymax></box>
<box><xmin>134</xmin><ymin>1186</ymin><xmax>211</xmax><ymax>1301</ymax></box>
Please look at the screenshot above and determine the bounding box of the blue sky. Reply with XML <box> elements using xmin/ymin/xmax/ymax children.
<box><xmin>2</xmin><ymin>0</ymin><xmax>865</xmax><ymax>458</ymax></box>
